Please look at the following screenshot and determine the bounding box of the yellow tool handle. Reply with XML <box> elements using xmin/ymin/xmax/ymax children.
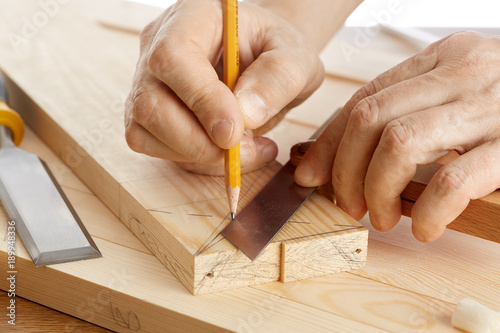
<box><xmin>0</xmin><ymin>100</ymin><xmax>24</xmax><ymax>146</ymax></box>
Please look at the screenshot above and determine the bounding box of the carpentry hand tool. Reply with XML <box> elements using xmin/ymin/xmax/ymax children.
<box><xmin>0</xmin><ymin>73</ymin><xmax>101</xmax><ymax>266</ymax></box>
<box><xmin>222</xmin><ymin>114</ymin><xmax>338</xmax><ymax>260</ymax></box>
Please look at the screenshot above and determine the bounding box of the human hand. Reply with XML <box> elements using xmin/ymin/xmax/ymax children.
<box><xmin>124</xmin><ymin>0</ymin><xmax>325</xmax><ymax>175</ymax></box>
<box><xmin>295</xmin><ymin>32</ymin><xmax>500</xmax><ymax>242</ymax></box>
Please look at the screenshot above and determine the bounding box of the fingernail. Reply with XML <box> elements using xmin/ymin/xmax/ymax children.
<box><xmin>262</xmin><ymin>143</ymin><xmax>277</xmax><ymax>163</ymax></box>
<box><xmin>296</xmin><ymin>159</ymin><xmax>315</xmax><ymax>184</ymax></box>
<box><xmin>211</xmin><ymin>119</ymin><xmax>234</xmax><ymax>146</ymax></box>
<box><xmin>240</xmin><ymin>144</ymin><xmax>252</xmax><ymax>166</ymax></box>
<box><xmin>237</xmin><ymin>90</ymin><xmax>268</xmax><ymax>124</ymax></box>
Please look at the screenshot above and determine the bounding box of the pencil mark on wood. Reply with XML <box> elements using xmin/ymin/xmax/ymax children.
<box><xmin>289</xmin><ymin>220</ymin><xmax>312</xmax><ymax>224</ymax></box>
<box><xmin>196</xmin><ymin>235</ymin><xmax>224</xmax><ymax>256</ymax></box>
<box><xmin>281</xmin><ymin>226</ymin><xmax>365</xmax><ymax>242</ymax></box>
<box><xmin>195</xmin><ymin>213</ymin><xmax>230</xmax><ymax>256</ymax></box>
<box><xmin>148</xmin><ymin>209</ymin><xmax>173</xmax><ymax>214</ymax></box>
<box><xmin>188</xmin><ymin>213</ymin><xmax>212</xmax><ymax>217</ymax></box>
<box><xmin>129</xmin><ymin>214</ymin><xmax>193</xmax><ymax>282</ymax></box>
<box><xmin>241</xmin><ymin>168</ymin><xmax>267</xmax><ymax>198</ymax></box>
<box><xmin>332</xmin><ymin>224</ymin><xmax>362</xmax><ymax>227</ymax></box>
<box><xmin>196</xmin><ymin>251</ymin><xmax>233</xmax><ymax>292</ymax></box>
<box><xmin>109</xmin><ymin>293</ymin><xmax>140</xmax><ymax>330</ymax></box>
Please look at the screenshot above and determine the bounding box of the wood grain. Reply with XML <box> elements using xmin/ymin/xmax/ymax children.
<box><xmin>0</xmin><ymin>129</ymin><xmax>381</xmax><ymax>332</ymax></box>
<box><xmin>0</xmin><ymin>292</ymin><xmax>111</xmax><ymax>332</ymax></box>
<box><xmin>1</xmin><ymin>135</ymin><xmax>487</xmax><ymax>332</ymax></box>
<box><xmin>0</xmin><ymin>2</ymin><xmax>499</xmax><ymax>332</ymax></box>
<box><xmin>0</xmin><ymin>0</ymin><xmax>367</xmax><ymax>294</ymax></box>
<box><xmin>1</xmin><ymin>125</ymin><xmax>497</xmax><ymax>331</ymax></box>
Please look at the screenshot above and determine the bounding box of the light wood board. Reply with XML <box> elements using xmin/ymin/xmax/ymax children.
<box><xmin>2</xmin><ymin>126</ymin><xmax>500</xmax><ymax>332</ymax></box>
<box><xmin>0</xmin><ymin>0</ymin><xmax>367</xmax><ymax>295</ymax></box>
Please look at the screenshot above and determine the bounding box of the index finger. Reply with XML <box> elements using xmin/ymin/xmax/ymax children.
<box><xmin>295</xmin><ymin>40</ymin><xmax>442</xmax><ymax>187</ymax></box>
<box><xmin>146</xmin><ymin>0</ymin><xmax>244</xmax><ymax>149</ymax></box>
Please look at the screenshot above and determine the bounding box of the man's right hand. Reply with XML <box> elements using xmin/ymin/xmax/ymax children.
<box><xmin>124</xmin><ymin>0</ymin><xmax>326</xmax><ymax>175</ymax></box>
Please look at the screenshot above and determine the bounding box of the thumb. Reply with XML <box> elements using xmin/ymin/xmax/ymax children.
<box><xmin>177</xmin><ymin>132</ymin><xmax>278</xmax><ymax>175</ymax></box>
<box><xmin>234</xmin><ymin>49</ymin><xmax>324</xmax><ymax>130</ymax></box>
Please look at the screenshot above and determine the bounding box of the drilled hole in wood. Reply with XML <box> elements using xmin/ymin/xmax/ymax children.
<box><xmin>206</xmin><ymin>272</ymin><xmax>214</xmax><ymax>278</ymax></box>
<box><xmin>355</xmin><ymin>249</ymin><xmax>362</xmax><ymax>254</ymax></box>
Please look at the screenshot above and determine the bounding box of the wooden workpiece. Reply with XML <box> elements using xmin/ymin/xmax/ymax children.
<box><xmin>0</xmin><ymin>0</ymin><xmax>367</xmax><ymax>295</ymax></box>
<box><xmin>0</xmin><ymin>1</ymin><xmax>499</xmax><ymax>331</ymax></box>
<box><xmin>1</xmin><ymin>127</ymin><xmax>499</xmax><ymax>332</ymax></box>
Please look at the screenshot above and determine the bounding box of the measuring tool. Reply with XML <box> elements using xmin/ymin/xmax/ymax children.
<box><xmin>222</xmin><ymin>113</ymin><xmax>338</xmax><ymax>260</ymax></box>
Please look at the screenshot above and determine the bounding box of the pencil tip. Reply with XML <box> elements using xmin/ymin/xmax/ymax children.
<box><xmin>231</xmin><ymin>212</ymin><xmax>236</xmax><ymax>220</ymax></box>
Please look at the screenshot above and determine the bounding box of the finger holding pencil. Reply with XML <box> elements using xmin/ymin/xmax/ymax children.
<box><xmin>223</xmin><ymin>0</ymin><xmax>241</xmax><ymax>219</ymax></box>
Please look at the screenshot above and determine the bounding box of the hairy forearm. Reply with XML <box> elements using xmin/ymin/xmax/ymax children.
<box><xmin>248</xmin><ymin>0</ymin><xmax>363</xmax><ymax>51</ymax></box>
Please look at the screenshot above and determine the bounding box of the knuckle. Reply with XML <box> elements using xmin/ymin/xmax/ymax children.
<box><xmin>381</xmin><ymin>120</ymin><xmax>416</xmax><ymax>154</ymax></box>
<box><xmin>350</xmin><ymin>78</ymin><xmax>381</xmax><ymax>106</ymax></box>
<box><xmin>363</xmin><ymin>78</ymin><xmax>382</xmax><ymax>97</ymax></box>
<box><xmin>146</xmin><ymin>37</ymin><xmax>176</xmax><ymax>76</ymax></box>
<box><xmin>125</xmin><ymin>122</ymin><xmax>147</xmax><ymax>153</ymax></box>
<box><xmin>183</xmin><ymin>81</ymin><xmax>219</xmax><ymax>117</ymax></box>
<box><xmin>140</xmin><ymin>21</ymin><xmax>156</xmax><ymax>43</ymax></box>
<box><xmin>434</xmin><ymin>165</ymin><xmax>470</xmax><ymax>197</ymax></box>
<box><xmin>349</xmin><ymin>96</ymin><xmax>380</xmax><ymax>131</ymax></box>
<box><xmin>332</xmin><ymin>167</ymin><xmax>346</xmax><ymax>191</ymax></box>
<box><xmin>185</xmin><ymin>139</ymin><xmax>210</xmax><ymax>164</ymax></box>
<box><xmin>130</xmin><ymin>87</ymin><xmax>159</xmax><ymax>129</ymax></box>
<box><xmin>265</xmin><ymin>55</ymin><xmax>307</xmax><ymax>96</ymax></box>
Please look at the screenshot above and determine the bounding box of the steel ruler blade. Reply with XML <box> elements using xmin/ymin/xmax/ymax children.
<box><xmin>221</xmin><ymin>111</ymin><xmax>339</xmax><ymax>260</ymax></box>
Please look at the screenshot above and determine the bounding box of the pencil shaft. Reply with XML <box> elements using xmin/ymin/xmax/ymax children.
<box><xmin>223</xmin><ymin>0</ymin><xmax>239</xmax><ymax>90</ymax></box>
<box><xmin>223</xmin><ymin>0</ymin><xmax>241</xmax><ymax>217</ymax></box>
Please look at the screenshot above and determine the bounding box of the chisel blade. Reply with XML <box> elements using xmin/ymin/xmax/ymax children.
<box><xmin>0</xmin><ymin>140</ymin><xmax>101</xmax><ymax>266</ymax></box>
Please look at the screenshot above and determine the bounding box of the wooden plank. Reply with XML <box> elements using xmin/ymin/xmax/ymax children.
<box><xmin>3</xmin><ymin>126</ymin><xmax>498</xmax><ymax>332</ymax></box>
<box><xmin>401</xmin><ymin>163</ymin><xmax>500</xmax><ymax>243</ymax></box>
<box><xmin>0</xmin><ymin>0</ymin><xmax>367</xmax><ymax>295</ymax></box>
<box><xmin>0</xmin><ymin>292</ymin><xmax>111</xmax><ymax>332</ymax></box>
<box><xmin>0</xmin><ymin>127</ymin><xmax>383</xmax><ymax>332</ymax></box>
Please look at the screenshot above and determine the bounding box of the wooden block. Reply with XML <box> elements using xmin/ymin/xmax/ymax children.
<box><xmin>0</xmin><ymin>0</ymin><xmax>367</xmax><ymax>295</ymax></box>
<box><xmin>401</xmin><ymin>163</ymin><xmax>500</xmax><ymax>243</ymax></box>
<box><xmin>279</xmin><ymin>193</ymin><xmax>368</xmax><ymax>282</ymax></box>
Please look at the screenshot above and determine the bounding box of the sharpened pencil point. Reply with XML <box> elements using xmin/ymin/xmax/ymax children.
<box><xmin>231</xmin><ymin>212</ymin><xmax>236</xmax><ymax>220</ymax></box>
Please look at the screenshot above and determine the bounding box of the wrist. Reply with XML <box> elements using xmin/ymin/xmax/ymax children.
<box><xmin>247</xmin><ymin>0</ymin><xmax>363</xmax><ymax>52</ymax></box>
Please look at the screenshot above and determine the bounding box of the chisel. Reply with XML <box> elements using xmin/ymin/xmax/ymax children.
<box><xmin>0</xmin><ymin>73</ymin><xmax>101</xmax><ymax>266</ymax></box>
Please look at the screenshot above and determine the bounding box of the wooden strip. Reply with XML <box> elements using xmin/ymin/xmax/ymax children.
<box><xmin>401</xmin><ymin>163</ymin><xmax>500</xmax><ymax>243</ymax></box>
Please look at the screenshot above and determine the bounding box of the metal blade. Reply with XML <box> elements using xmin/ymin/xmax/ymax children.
<box><xmin>0</xmin><ymin>130</ymin><xmax>101</xmax><ymax>266</ymax></box>
<box><xmin>221</xmin><ymin>111</ymin><xmax>340</xmax><ymax>260</ymax></box>
<box><xmin>222</xmin><ymin>162</ymin><xmax>315</xmax><ymax>260</ymax></box>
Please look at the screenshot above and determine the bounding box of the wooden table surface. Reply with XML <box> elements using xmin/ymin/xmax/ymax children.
<box><xmin>0</xmin><ymin>291</ymin><xmax>110</xmax><ymax>332</ymax></box>
<box><xmin>0</xmin><ymin>1</ymin><xmax>499</xmax><ymax>332</ymax></box>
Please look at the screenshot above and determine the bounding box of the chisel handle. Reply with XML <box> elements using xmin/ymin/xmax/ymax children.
<box><xmin>0</xmin><ymin>99</ymin><xmax>24</xmax><ymax>146</ymax></box>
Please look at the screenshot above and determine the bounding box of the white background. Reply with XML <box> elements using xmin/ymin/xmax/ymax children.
<box><xmin>130</xmin><ymin>0</ymin><xmax>500</xmax><ymax>28</ymax></box>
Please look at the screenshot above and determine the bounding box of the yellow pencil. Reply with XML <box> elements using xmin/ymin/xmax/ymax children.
<box><xmin>223</xmin><ymin>0</ymin><xmax>240</xmax><ymax>220</ymax></box>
